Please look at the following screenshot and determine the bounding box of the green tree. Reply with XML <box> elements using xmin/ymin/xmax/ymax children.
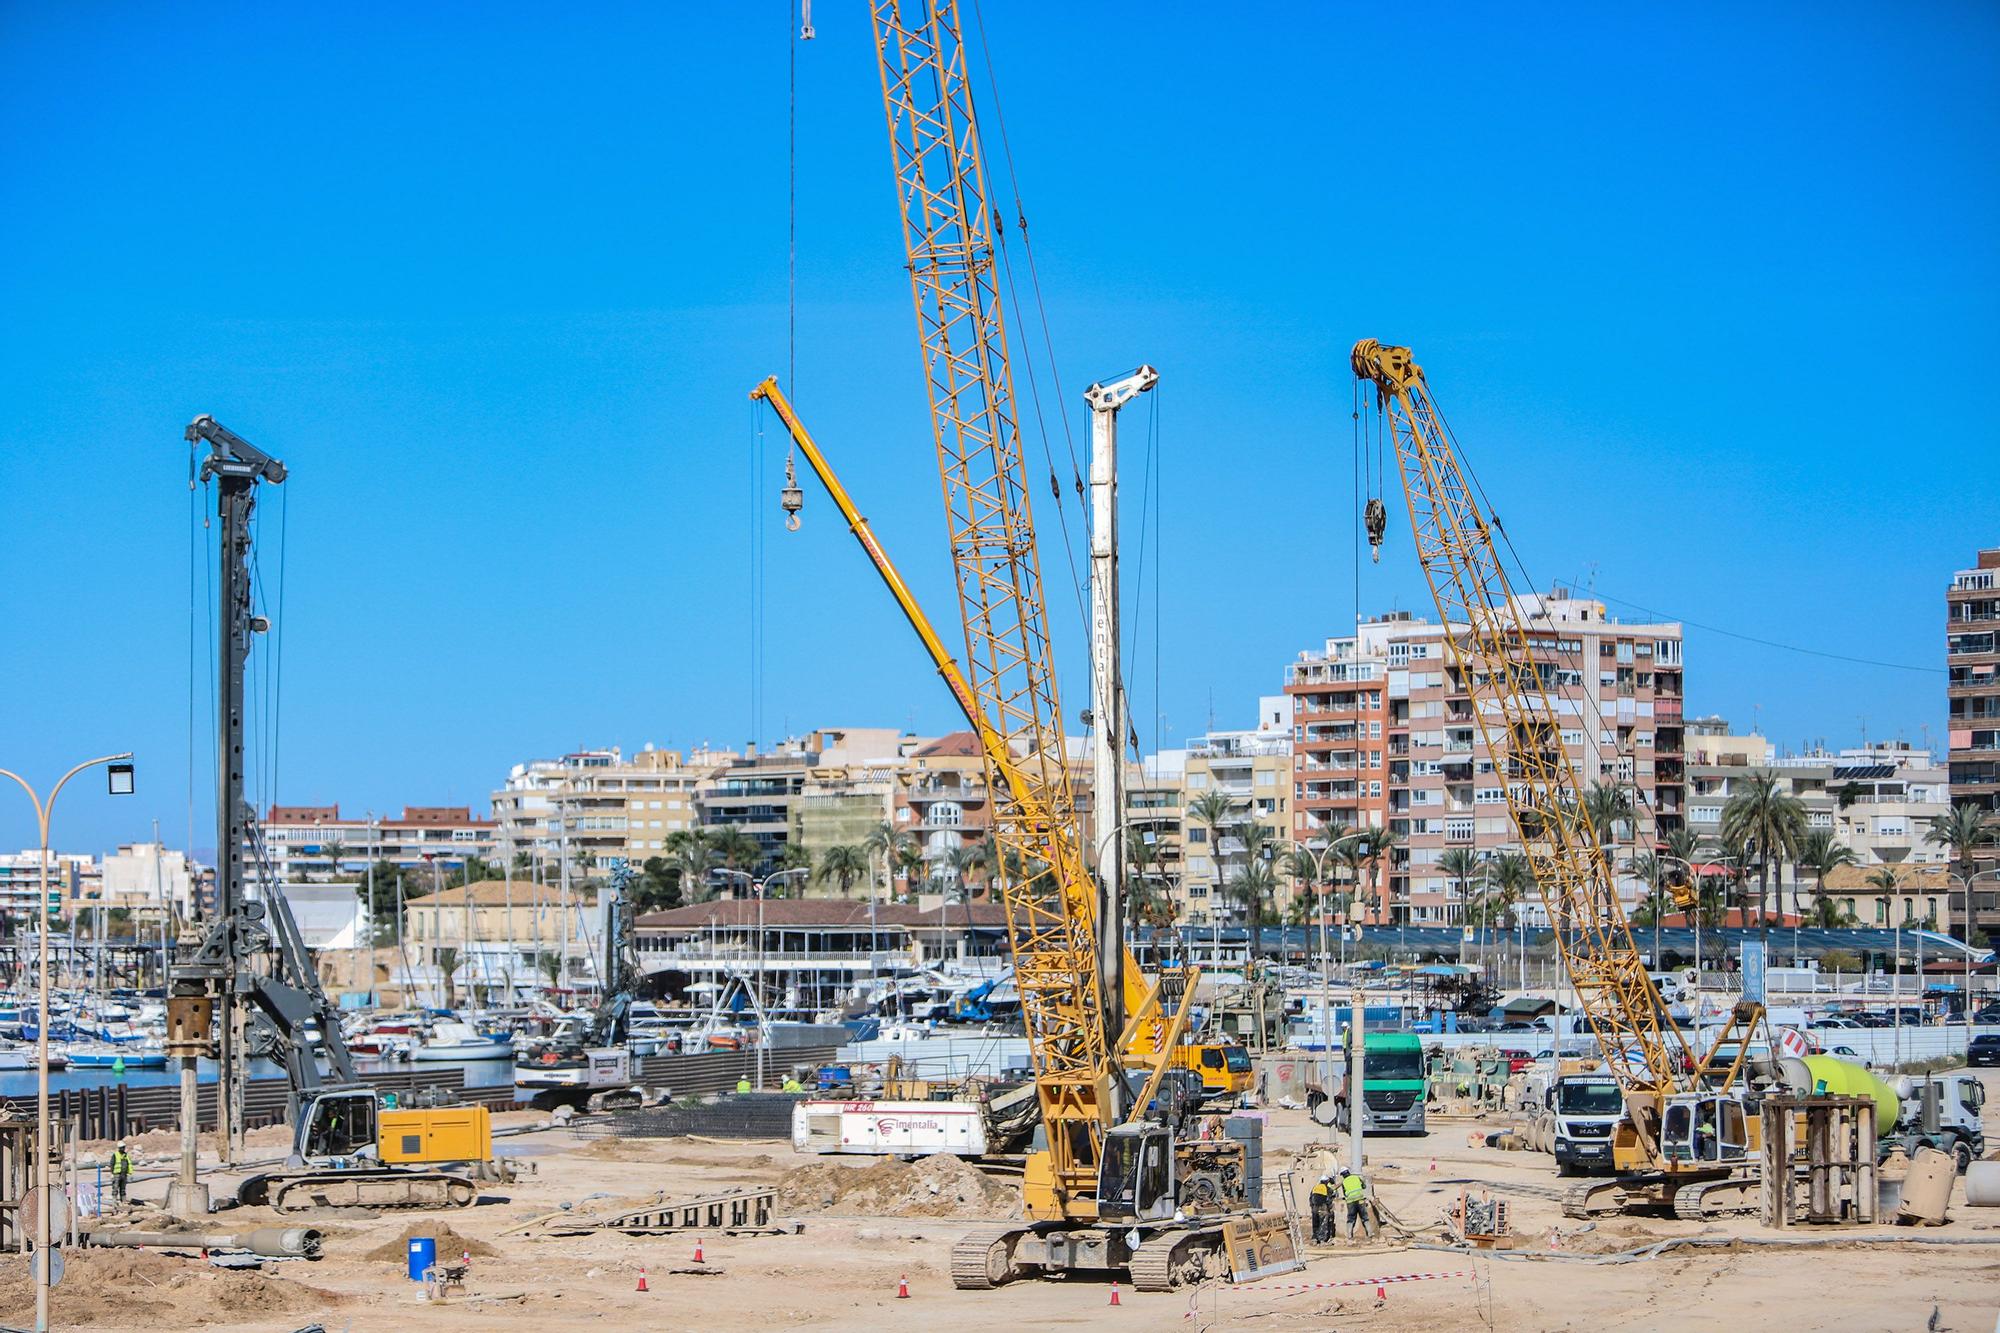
<box><xmin>1490</xmin><ymin>851</ymin><xmax>1532</xmax><ymax>928</ymax></box>
<box><xmin>663</xmin><ymin>827</ymin><xmax>716</xmax><ymax>903</ymax></box>
<box><xmin>445</xmin><ymin>855</ymin><xmax>500</xmax><ymax>890</ymax></box>
<box><xmin>433</xmin><ymin>946</ymin><xmax>460</xmax><ymax>1009</ymax></box>
<box><xmin>1866</xmin><ymin>864</ymin><xmax>1901</xmax><ymax>929</ymax></box>
<box><xmin>864</xmin><ymin>821</ymin><xmax>914</xmax><ymax>899</ymax></box>
<box><xmin>632</xmin><ymin>856</ymin><xmax>684</xmax><ymax>913</ymax></box>
<box><xmin>1583</xmin><ymin>781</ymin><xmax>1635</xmax><ymax>846</ymax></box>
<box><xmin>536</xmin><ymin>950</ymin><xmax>563</xmax><ymax>988</ymax></box>
<box><xmin>708</xmin><ymin>825</ymin><xmax>763</xmax><ymax>879</ymax></box>
<box><xmin>817</xmin><ymin>843</ymin><xmax>871</xmax><ymax>900</ymax></box>
<box><xmin>1356</xmin><ymin>827</ymin><xmax>1402</xmax><ymax>923</ymax></box>
<box><xmin>1230</xmin><ymin>860</ymin><xmax>1279</xmax><ymax>940</ymax></box>
<box><xmin>1187</xmin><ymin>790</ymin><xmax>1238</xmax><ymax>911</ymax></box>
<box><xmin>1439</xmin><ymin>847</ymin><xmax>1481</xmax><ymax>923</ymax></box>
<box><xmin>1927</xmin><ymin>805</ymin><xmax>1999</xmax><ymax>943</ymax></box>
<box><xmin>1721</xmin><ymin>770</ymin><xmax>1806</xmax><ymax>948</ymax></box>
<box><xmin>1794</xmin><ymin>830</ymin><xmax>1856</xmax><ymax>922</ymax></box>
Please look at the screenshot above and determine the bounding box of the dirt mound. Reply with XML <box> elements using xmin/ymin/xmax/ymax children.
<box><xmin>777</xmin><ymin>1153</ymin><xmax>1018</xmax><ymax>1219</ymax></box>
<box><xmin>0</xmin><ymin>1247</ymin><xmax>343</xmax><ymax>1327</ymax></box>
<box><xmin>365</xmin><ymin>1218</ymin><xmax>498</xmax><ymax>1263</ymax></box>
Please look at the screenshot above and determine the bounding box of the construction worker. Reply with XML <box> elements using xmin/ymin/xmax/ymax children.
<box><xmin>736</xmin><ymin>1077</ymin><xmax>753</xmax><ymax>1094</ymax></box>
<box><xmin>1308</xmin><ymin>1173</ymin><xmax>1335</xmax><ymax>1243</ymax></box>
<box><xmin>1339</xmin><ymin>1167</ymin><xmax>1375</xmax><ymax>1242</ymax></box>
<box><xmin>110</xmin><ymin>1143</ymin><xmax>133</xmax><ymax>1207</ymax></box>
<box><xmin>781</xmin><ymin>1074</ymin><xmax>804</xmax><ymax>1093</ymax></box>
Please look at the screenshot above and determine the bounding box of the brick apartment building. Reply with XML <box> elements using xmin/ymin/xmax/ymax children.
<box><xmin>1286</xmin><ymin>588</ymin><xmax>1685</xmax><ymax>925</ymax></box>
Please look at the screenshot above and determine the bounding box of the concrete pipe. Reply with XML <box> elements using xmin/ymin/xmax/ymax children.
<box><xmin>1964</xmin><ymin>1161</ymin><xmax>2000</xmax><ymax>1208</ymax></box>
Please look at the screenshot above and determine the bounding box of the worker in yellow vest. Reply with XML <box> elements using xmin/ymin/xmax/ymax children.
<box><xmin>1340</xmin><ymin>1167</ymin><xmax>1375</xmax><ymax>1242</ymax></box>
<box><xmin>1307</xmin><ymin>1174</ymin><xmax>1335</xmax><ymax>1243</ymax></box>
<box><xmin>110</xmin><ymin>1143</ymin><xmax>133</xmax><ymax>1207</ymax></box>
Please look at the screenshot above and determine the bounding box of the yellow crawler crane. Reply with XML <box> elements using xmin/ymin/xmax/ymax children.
<box><xmin>1351</xmin><ymin>339</ymin><xmax>1769</xmax><ymax>1218</ymax></box>
<box><xmin>754</xmin><ymin>379</ymin><xmax>1292</xmax><ymax>1286</ymax></box>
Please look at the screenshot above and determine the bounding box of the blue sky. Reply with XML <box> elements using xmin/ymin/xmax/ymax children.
<box><xmin>1</xmin><ymin>2</ymin><xmax>1994</xmax><ymax>854</ymax></box>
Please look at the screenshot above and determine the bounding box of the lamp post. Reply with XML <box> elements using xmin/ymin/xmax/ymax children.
<box><xmin>713</xmin><ymin>865</ymin><xmax>809</xmax><ymax>1088</ymax></box>
<box><xmin>1297</xmin><ymin>832</ymin><xmax>1369</xmax><ymax>1086</ymax></box>
<box><xmin>0</xmin><ymin>753</ymin><xmax>134</xmax><ymax>1333</ymax></box>
<box><xmin>1943</xmin><ymin>869</ymin><xmax>2000</xmax><ymax>1056</ymax></box>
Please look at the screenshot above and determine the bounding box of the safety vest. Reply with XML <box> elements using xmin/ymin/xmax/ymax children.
<box><xmin>111</xmin><ymin>1150</ymin><xmax>131</xmax><ymax>1176</ymax></box>
<box><xmin>1310</xmin><ymin>1180</ymin><xmax>1331</xmax><ymax>1198</ymax></box>
<box><xmin>1340</xmin><ymin>1173</ymin><xmax>1365</xmax><ymax>1203</ymax></box>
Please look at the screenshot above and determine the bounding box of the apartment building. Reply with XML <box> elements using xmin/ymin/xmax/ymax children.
<box><xmin>0</xmin><ymin>851</ymin><xmax>97</xmax><ymax>920</ymax></box>
<box><xmin>99</xmin><ymin>841</ymin><xmax>199</xmax><ymax>917</ymax></box>
<box><xmin>697</xmin><ymin>728</ymin><xmax>906</xmax><ymax>875</ymax></box>
<box><xmin>1686</xmin><ymin>724</ymin><xmax>1951</xmax><ymax>870</ymax></box>
<box><xmin>1127</xmin><ymin>751</ymin><xmax>1185</xmax><ymax>921</ymax></box>
<box><xmin>493</xmin><ymin>745</ymin><xmax>711</xmax><ymax>871</ymax></box>
<box><xmin>890</xmin><ymin>731</ymin><xmax>990</xmax><ymax>886</ymax></box>
<box><xmin>257</xmin><ymin>805</ymin><xmax>499</xmax><ymax>883</ymax></box>
<box><xmin>1288</xmin><ymin>590</ymin><xmax>1686</xmax><ymax>925</ymax></box>
<box><xmin>1948</xmin><ymin>547</ymin><xmax>2000</xmax><ymax>888</ymax></box>
<box><xmin>1173</xmin><ymin>697</ymin><xmax>1293</xmax><ymax>927</ymax></box>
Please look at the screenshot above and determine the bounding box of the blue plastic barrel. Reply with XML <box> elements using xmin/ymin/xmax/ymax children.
<box><xmin>407</xmin><ymin>1237</ymin><xmax>436</xmax><ymax>1282</ymax></box>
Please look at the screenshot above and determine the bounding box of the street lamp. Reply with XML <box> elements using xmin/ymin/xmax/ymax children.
<box><xmin>1943</xmin><ymin>868</ymin><xmax>2000</xmax><ymax>1055</ymax></box>
<box><xmin>0</xmin><ymin>752</ymin><xmax>134</xmax><ymax>1333</ymax></box>
<box><xmin>712</xmin><ymin>864</ymin><xmax>810</xmax><ymax>1088</ymax></box>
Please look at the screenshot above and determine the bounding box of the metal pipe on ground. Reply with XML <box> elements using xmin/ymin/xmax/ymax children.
<box><xmin>84</xmin><ymin>1227</ymin><xmax>322</xmax><ymax>1259</ymax></box>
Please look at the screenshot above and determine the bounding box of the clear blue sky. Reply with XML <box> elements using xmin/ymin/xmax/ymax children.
<box><xmin>2</xmin><ymin>2</ymin><xmax>1994</xmax><ymax>855</ymax></box>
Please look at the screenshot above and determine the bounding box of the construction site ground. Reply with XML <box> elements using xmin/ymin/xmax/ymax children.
<box><xmin>53</xmin><ymin>1070</ymin><xmax>2000</xmax><ymax>1331</ymax></box>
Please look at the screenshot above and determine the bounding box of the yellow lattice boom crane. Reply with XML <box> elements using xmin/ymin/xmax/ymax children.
<box><xmin>739</xmin><ymin>0</ymin><xmax>1299</xmax><ymax>1290</ymax></box>
<box><xmin>1351</xmin><ymin>339</ymin><xmax>1769</xmax><ymax>1219</ymax></box>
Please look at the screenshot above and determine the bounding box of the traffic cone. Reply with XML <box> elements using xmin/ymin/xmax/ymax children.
<box><xmin>1375</xmin><ymin>1283</ymin><xmax>1387</xmax><ymax>1304</ymax></box>
<box><xmin>1429</xmin><ymin>1157</ymin><xmax>1437</xmax><ymax>1172</ymax></box>
<box><xmin>1108</xmin><ymin>1281</ymin><xmax>1122</xmax><ymax>1307</ymax></box>
<box><xmin>693</xmin><ymin>1237</ymin><xmax>705</xmax><ymax>1263</ymax></box>
<box><xmin>896</xmin><ymin>1273</ymin><xmax>910</xmax><ymax>1299</ymax></box>
<box><xmin>636</xmin><ymin>1266</ymin><xmax>650</xmax><ymax>1293</ymax></box>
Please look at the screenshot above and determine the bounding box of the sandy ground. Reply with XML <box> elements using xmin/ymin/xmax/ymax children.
<box><xmin>36</xmin><ymin>1078</ymin><xmax>2000</xmax><ymax>1332</ymax></box>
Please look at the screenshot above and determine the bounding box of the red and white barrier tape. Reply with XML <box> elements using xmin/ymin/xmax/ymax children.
<box><xmin>1185</xmin><ymin>1270</ymin><xmax>1475</xmax><ymax>1317</ymax></box>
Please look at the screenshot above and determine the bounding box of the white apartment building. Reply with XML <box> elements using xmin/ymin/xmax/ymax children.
<box><xmin>492</xmin><ymin>745</ymin><xmax>716</xmax><ymax>870</ymax></box>
<box><xmin>256</xmin><ymin>804</ymin><xmax>499</xmax><ymax>884</ymax></box>
<box><xmin>1685</xmin><ymin>721</ymin><xmax>1950</xmax><ymax>869</ymax></box>
<box><xmin>100</xmin><ymin>841</ymin><xmax>199</xmax><ymax>916</ymax></box>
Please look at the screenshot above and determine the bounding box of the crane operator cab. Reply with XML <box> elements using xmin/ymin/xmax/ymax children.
<box><xmin>1097</xmin><ymin>1123</ymin><xmax>1177</xmax><ymax>1223</ymax></box>
<box><xmin>295</xmin><ymin>1087</ymin><xmax>380</xmax><ymax>1166</ymax></box>
<box><xmin>1659</xmin><ymin>1091</ymin><xmax>1752</xmax><ymax>1167</ymax></box>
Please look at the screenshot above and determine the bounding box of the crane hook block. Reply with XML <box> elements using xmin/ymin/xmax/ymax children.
<box><xmin>781</xmin><ymin>485</ymin><xmax>804</xmax><ymax>531</ymax></box>
<box><xmin>1364</xmin><ymin>497</ymin><xmax>1388</xmax><ymax>562</ymax></box>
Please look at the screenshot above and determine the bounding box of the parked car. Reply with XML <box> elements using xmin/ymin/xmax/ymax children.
<box><xmin>1816</xmin><ymin>1043</ymin><xmax>1872</xmax><ymax>1068</ymax></box>
<box><xmin>1972</xmin><ymin>1006</ymin><xmax>2000</xmax><ymax>1026</ymax></box>
<box><xmin>1970</xmin><ymin>1034</ymin><xmax>2000</xmax><ymax>1069</ymax></box>
<box><xmin>1497</xmin><ymin>1048</ymin><xmax>1537</xmax><ymax>1074</ymax></box>
<box><xmin>1812</xmin><ymin>1016</ymin><xmax>1865</xmax><ymax>1030</ymax></box>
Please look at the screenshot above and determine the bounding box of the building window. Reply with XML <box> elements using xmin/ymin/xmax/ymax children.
<box><xmin>1187</xmin><ymin>774</ymin><xmax>1209</xmax><ymax>791</ymax></box>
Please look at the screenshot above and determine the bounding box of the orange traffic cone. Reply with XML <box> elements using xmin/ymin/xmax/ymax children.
<box><xmin>1374</xmin><ymin>1283</ymin><xmax>1387</xmax><ymax>1304</ymax></box>
<box><xmin>636</xmin><ymin>1267</ymin><xmax>650</xmax><ymax>1293</ymax></box>
<box><xmin>1108</xmin><ymin>1281</ymin><xmax>1122</xmax><ymax>1307</ymax></box>
<box><xmin>693</xmin><ymin>1237</ymin><xmax>705</xmax><ymax>1263</ymax></box>
<box><xmin>896</xmin><ymin>1273</ymin><xmax>911</xmax><ymax>1299</ymax></box>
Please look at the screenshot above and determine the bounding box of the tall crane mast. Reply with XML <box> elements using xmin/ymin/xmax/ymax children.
<box><xmin>867</xmin><ymin>0</ymin><xmax>1115</xmax><ymax>1209</ymax></box>
<box><xmin>1351</xmin><ymin>340</ymin><xmax>1769</xmax><ymax>1217</ymax></box>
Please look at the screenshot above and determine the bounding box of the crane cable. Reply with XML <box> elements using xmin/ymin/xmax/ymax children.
<box><xmin>966</xmin><ymin>0</ymin><xmax>1091</xmax><ymax>636</ymax></box>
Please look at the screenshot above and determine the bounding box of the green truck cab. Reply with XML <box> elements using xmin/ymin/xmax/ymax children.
<box><xmin>1335</xmin><ymin>1032</ymin><xmax>1427</xmax><ymax>1135</ymax></box>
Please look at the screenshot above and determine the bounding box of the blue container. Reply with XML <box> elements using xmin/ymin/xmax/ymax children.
<box><xmin>407</xmin><ymin>1237</ymin><xmax>436</xmax><ymax>1282</ymax></box>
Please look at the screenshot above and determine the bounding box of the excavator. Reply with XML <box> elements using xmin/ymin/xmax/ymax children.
<box><xmin>743</xmin><ymin>2</ymin><xmax>1295</xmax><ymax>1288</ymax></box>
<box><xmin>1349</xmin><ymin>339</ymin><xmax>1770</xmax><ymax>1217</ymax></box>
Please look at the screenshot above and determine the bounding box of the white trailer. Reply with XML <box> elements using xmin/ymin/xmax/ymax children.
<box><xmin>791</xmin><ymin>1099</ymin><xmax>990</xmax><ymax>1157</ymax></box>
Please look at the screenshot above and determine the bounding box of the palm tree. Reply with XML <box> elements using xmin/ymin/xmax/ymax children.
<box><xmin>1230</xmin><ymin>860</ymin><xmax>1279</xmax><ymax>943</ymax></box>
<box><xmin>1721</xmin><ymin>770</ymin><xmax>1806</xmax><ymax>949</ymax></box>
<box><xmin>434</xmin><ymin>946</ymin><xmax>460</xmax><ymax>1009</ymax></box>
<box><xmin>1927</xmin><ymin>806</ymin><xmax>1999</xmax><ymax>943</ymax></box>
<box><xmin>817</xmin><ymin>843</ymin><xmax>870</xmax><ymax>900</ymax></box>
<box><xmin>1490</xmin><ymin>851</ymin><xmax>1532</xmax><ymax>929</ymax></box>
<box><xmin>318</xmin><ymin>839</ymin><xmax>347</xmax><ymax>881</ymax></box>
<box><xmin>664</xmin><ymin>828</ymin><xmax>716</xmax><ymax>903</ymax></box>
<box><xmin>1439</xmin><ymin>847</ymin><xmax>1481</xmax><ymax>924</ymax></box>
<box><xmin>1187</xmin><ymin>789</ymin><xmax>1237</xmax><ymax>916</ymax></box>
<box><xmin>863</xmin><ymin>821</ymin><xmax>903</xmax><ymax>899</ymax></box>
<box><xmin>1866</xmin><ymin>864</ymin><xmax>1900</xmax><ymax>928</ymax></box>
<box><xmin>778</xmin><ymin>842</ymin><xmax>815</xmax><ymax>882</ymax></box>
<box><xmin>1583</xmin><ymin>781</ymin><xmax>1635</xmax><ymax>846</ymax></box>
<box><xmin>708</xmin><ymin>826</ymin><xmax>763</xmax><ymax>881</ymax></box>
<box><xmin>1794</xmin><ymin>830</ymin><xmax>1856</xmax><ymax>922</ymax></box>
<box><xmin>1356</xmin><ymin>827</ymin><xmax>1402</xmax><ymax>924</ymax></box>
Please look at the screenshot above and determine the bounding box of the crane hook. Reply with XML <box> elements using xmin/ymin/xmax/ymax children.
<box><xmin>1364</xmin><ymin>497</ymin><xmax>1387</xmax><ymax>562</ymax></box>
<box><xmin>781</xmin><ymin>450</ymin><xmax>804</xmax><ymax>532</ymax></box>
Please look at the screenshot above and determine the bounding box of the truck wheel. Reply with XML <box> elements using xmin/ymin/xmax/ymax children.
<box><xmin>1555</xmin><ymin>1156</ymin><xmax>1575</xmax><ymax>1177</ymax></box>
<box><xmin>1954</xmin><ymin>1139</ymin><xmax>1974</xmax><ymax>1175</ymax></box>
<box><xmin>1333</xmin><ymin>1102</ymin><xmax>1349</xmax><ymax>1134</ymax></box>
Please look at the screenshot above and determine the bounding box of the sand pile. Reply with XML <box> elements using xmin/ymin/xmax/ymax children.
<box><xmin>365</xmin><ymin>1219</ymin><xmax>497</xmax><ymax>1263</ymax></box>
<box><xmin>0</xmin><ymin>1248</ymin><xmax>343</xmax><ymax>1327</ymax></box>
<box><xmin>778</xmin><ymin>1154</ymin><xmax>1018</xmax><ymax>1218</ymax></box>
